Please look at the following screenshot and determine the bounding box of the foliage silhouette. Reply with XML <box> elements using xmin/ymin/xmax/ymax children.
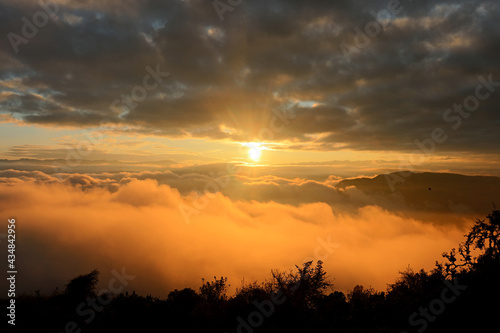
<box><xmin>64</xmin><ymin>269</ymin><xmax>99</xmax><ymax>301</ymax></box>
<box><xmin>199</xmin><ymin>276</ymin><xmax>228</xmax><ymax>303</ymax></box>
<box><xmin>442</xmin><ymin>209</ymin><xmax>500</xmax><ymax>277</ymax></box>
<box><xmin>2</xmin><ymin>210</ymin><xmax>499</xmax><ymax>333</ymax></box>
<box><xmin>266</xmin><ymin>260</ymin><xmax>332</xmax><ymax>310</ymax></box>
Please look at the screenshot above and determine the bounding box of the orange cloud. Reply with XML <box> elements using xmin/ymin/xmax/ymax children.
<box><xmin>0</xmin><ymin>179</ymin><xmax>469</xmax><ymax>297</ymax></box>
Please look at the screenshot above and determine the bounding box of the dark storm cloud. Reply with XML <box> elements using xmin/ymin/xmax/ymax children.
<box><xmin>1</xmin><ymin>0</ymin><xmax>499</xmax><ymax>152</ymax></box>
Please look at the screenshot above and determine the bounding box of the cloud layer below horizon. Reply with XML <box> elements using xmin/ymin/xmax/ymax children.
<box><xmin>1</xmin><ymin>0</ymin><xmax>499</xmax><ymax>300</ymax></box>
<box><xmin>0</xmin><ymin>174</ymin><xmax>478</xmax><ymax>296</ymax></box>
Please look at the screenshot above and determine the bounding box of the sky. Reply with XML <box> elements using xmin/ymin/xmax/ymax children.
<box><xmin>0</xmin><ymin>0</ymin><xmax>499</xmax><ymax>296</ymax></box>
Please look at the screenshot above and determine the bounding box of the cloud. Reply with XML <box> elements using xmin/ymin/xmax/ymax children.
<box><xmin>1</xmin><ymin>0</ymin><xmax>499</xmax><ymax>154</ymax></box>
<box><xmin>1</xmin><ymin>166</ymin><xmax>498</xmax><ymax>222</ymax></box>
<box><xmin>0</xmin><ymin>178</ymin><xmax>474</xmax><ymax>296</ymax></box>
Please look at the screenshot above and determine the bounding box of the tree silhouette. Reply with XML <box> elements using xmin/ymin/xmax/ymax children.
<box><xmin>234</xmin><ymin>280</ymin><xmax>268</xmax><ymax>303</ymax></box>
<box><xmin>64</xmin><ymin>269</ymin><xmax>99</xmax><ymax>300</ymax></box>
<box><xmin>199</xmin><ymin>276</ymin><xmax>228</xmax><ymax>303</ymax></box>
<box><xmin>442</xmin><ymin>209</ymin><xmax>500</xmax><ymax>277</ymax></box>
<box><xmin>167</xmin><ymin>288</ymin><xmax>200</xmax><ymax>318</ymax></box>
<box><xmin>267</xmin><ymin>260</ymin><xmax>332</xmax><ymax>309</ymax></box>
<box><xmin>7</xmin><ymin>210</ymin><xmax>500</xmax><ymax>333</ymax></box>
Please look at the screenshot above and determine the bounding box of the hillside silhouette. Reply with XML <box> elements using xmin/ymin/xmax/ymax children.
<box><xmin>3</xmin><ymin>210</ymin><xmax>499</xmax><ymax>333</ymax></box>
<box><xmin>337</xmin><ymin>172</ymin><xmax>500</xmax><ymax>220</ymax></box>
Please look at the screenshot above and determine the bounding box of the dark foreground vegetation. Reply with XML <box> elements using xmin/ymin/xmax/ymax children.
<box><xmin>4</xmin><ymin>210</ymin><xmax>500</xmax><ymax>333</ymax></box>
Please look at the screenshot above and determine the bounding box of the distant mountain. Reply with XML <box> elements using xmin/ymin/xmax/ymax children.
<box><xmin>337</xmin><ymin>172</ymin><xmax>500</xmax><ymax>215</ymax></box>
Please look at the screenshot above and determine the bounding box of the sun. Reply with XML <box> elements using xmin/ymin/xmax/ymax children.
<box><xmin>247</xmin><ymin>143</ymin><xmax>262</xmax><ymax>162</ymax></box>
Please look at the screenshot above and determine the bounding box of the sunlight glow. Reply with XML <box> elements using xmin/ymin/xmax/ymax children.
<box><xmin>242</xmin><ymin>142</ymin><xmax>265</xmax><ymax>162</ymax></box>
<box><xmin>248</xmin><ymin>143</ymin><xmax>262</xmax><ymax>162</ymax></box>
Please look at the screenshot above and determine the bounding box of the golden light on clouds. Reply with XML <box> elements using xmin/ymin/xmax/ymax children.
<box><xmin>248</xmin><ymin>143</ymin><xmax>262</xmax><ymax>162</ymax></box>
<box><xmin>0</xmin><ymin>179</ymin><xmax>470</xmax><ymax>296</ymax></box>
<box><xmin>243</xmin><ymin>142</ymin><xmax>267</xmax><ymax>162</ymax></box>
<box><xmin>1</xmin><ymin>2</ymin><xmax>499</xmax><ymax>323</ymax></box>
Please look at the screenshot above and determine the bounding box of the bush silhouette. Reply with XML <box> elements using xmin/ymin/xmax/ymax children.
<box><xmin>266</xmin><ymin>260</ymin><xmax>332</xmax><ymax>309</ymax></box>
<box><xmin>199</xmin><ymin>276</ymin><xmax>228</xmax><ymax>303</ymax></box>
<box><xmin>4</xmin><ymin>210</ymin><xmax>499</xmax><ymax>333</ymax></box>
<box><xmin>442</xmin><ymin>209</ymin><xmax>500</xmax><ymax>277</ymax></box>
<box><xmin>64</xmin><ymin>269</ymin><xmax>99</xmax><ymax>301</ymax></box>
